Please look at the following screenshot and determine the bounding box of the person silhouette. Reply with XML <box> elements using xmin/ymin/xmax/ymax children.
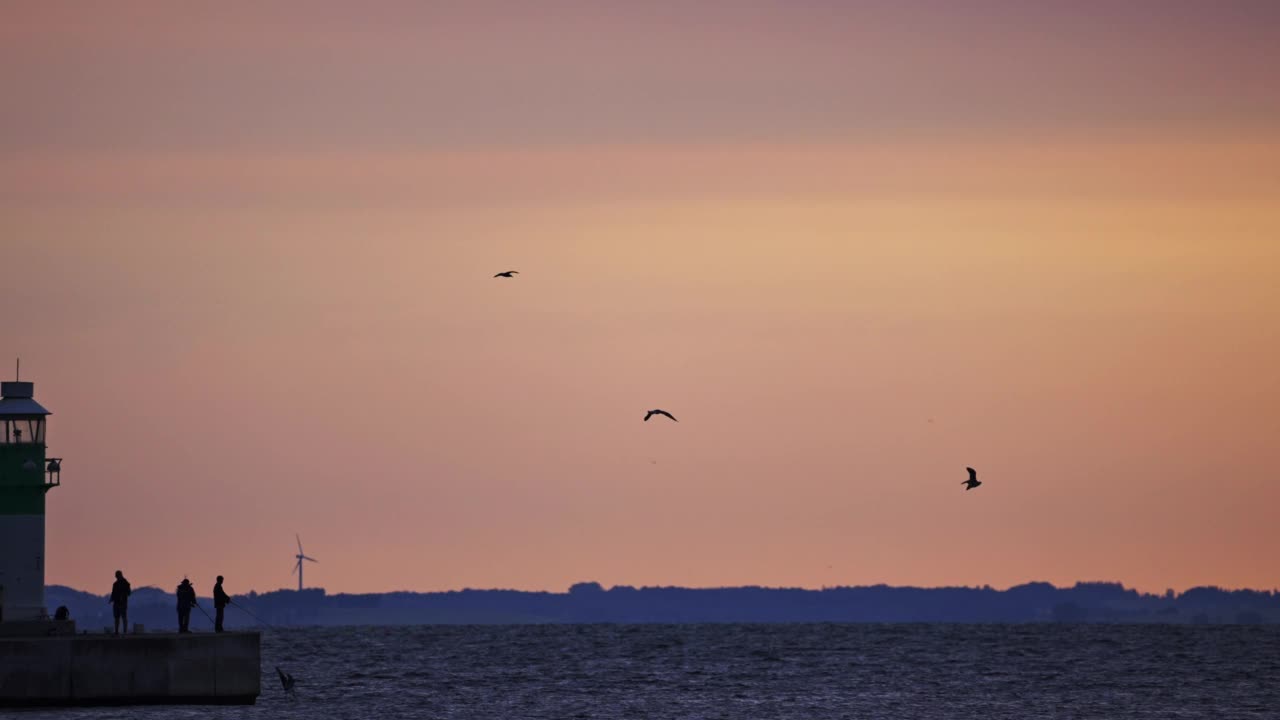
<box><xmin>109</xmin><ymin>570</ymin><xmax>131</xmax><ymax>635</ymax></box>
<box><xmin>213</xmin><ymin>576</ymin><xmax>230</xmax><ymax>633</ymax></box>
<box><xmin>176</xmin><ymin>578</ymin><xmax>198</xmax><ymax>633</ymax></box>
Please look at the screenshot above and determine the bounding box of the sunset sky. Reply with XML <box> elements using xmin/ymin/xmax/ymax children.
<box><xmin>2</xmin><ymin>2</ymin><xmax>1277</xmax><ymax>596</ymax></box>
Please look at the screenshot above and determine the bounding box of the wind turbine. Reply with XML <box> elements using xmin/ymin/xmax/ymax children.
<box><xmin>292</xmin><ymin>534</ymin><xmax>318</xmax><ymax>592</ymax></box>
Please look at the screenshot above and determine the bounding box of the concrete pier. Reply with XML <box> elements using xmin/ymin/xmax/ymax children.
<box><xmin>0</xmin><ymin>631</ymin><xmax>260</xmax><ymax>706</ymax></box>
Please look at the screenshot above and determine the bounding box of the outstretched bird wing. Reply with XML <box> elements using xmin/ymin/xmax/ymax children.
<box><xmin>643</xmin><ymin>411</ymin><xmax>654</xmax><ymax>421</ymax></box>
<box><xmin>966</xmin><ymin>467</ymin><xmax>977</xmax><ymax>482</ymax></box>
<box><xmin>657</xmin><ymin>410</ymin><xmax>678</xmax><ymax>422</ymax></box>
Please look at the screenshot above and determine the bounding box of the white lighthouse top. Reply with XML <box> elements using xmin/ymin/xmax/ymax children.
<box><xmin>0</xmin><ymin>381</ymin><xmax>51</xmax><ymax>416</ymax></box>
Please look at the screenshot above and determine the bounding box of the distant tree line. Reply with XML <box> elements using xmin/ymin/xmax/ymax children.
<box><xmin>45</xmin><ymin>581</ymin><xmax>1280</xmax><ymax>631</ymax></box>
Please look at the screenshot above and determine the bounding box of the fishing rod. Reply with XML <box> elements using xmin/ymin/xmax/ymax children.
<box><xmin>228</xmin><ymin>598</ymin><xmax>285</xmax><ymax>632</ymax></box>
<box><xmin>126</xmin><ymin>579</ymin><xmax>283</xmax><ymax>632</ymax></box>
<box><xmin>193</xmin><ymin>602</ymin><xmax>215</xmax><ymax>625</ymax></box>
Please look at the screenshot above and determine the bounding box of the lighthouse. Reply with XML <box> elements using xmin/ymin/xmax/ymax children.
<box><xmin>0</xmin><ymin>375</ymin><xmax>61</xmax><ymax>622</ymax></box>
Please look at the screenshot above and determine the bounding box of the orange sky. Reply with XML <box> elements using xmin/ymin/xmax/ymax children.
<box><xmin>2</xmin><ymin>2</ymin><xmax>1278</xmax><ymax>595</ymax></box>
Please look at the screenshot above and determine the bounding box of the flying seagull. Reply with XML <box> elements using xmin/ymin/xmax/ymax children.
<box><xmin>276</xmin><ymin>666</ymin><xmax>296</xmax><ymax>694</ymax></box>
<box><xmin>962</xmin><ymin>467</ymin><xmax>982</xmax><ymax>491</ymax></box>
<box><xmin>494</xmin><ymin>271</ymin><xmax>519</xmax><ymax>278</ymax></box>
<box><xmin>644</xmin><ymin>409</ymin><xmax>678</xmax><ymax>422</ymax></box>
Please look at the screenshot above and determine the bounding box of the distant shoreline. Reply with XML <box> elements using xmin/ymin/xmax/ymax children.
<box><xmin>45</xmin><ymin>581</ymin><xmax>1279</xmax><ymax>629</ymax></box>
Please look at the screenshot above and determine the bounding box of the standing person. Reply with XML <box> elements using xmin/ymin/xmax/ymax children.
<box><xmin>108</xmin><ymin>570</ymin><xmax>131</xmax><ymax>635</ymax></box>
<box><xmin>213</xmin><ymin>575</ymin><xmax>230</xmax><ymax>633</ymax></box>
<box><xmin>175</xmin><ymin>578</ymin><xmax>198</xmax><ymax>633</ymax></box>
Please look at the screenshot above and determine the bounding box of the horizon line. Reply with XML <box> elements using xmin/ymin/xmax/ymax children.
<box><xmin>49</xmin><ymin>579</ymin><xmax>1280</xmax><ymax>597</ymax></box>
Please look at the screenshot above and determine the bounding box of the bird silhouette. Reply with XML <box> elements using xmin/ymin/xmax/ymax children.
<box><xmin>644</xmin><ymin>409</ymin><xmax>678</xmax><ymax>422</ymax></box>
<box><xmin>276</xmin><ymin>666</ymin><xmax>296</xmax><ymax>694</ymax></box>
<box><xmin>962</xmin><ymin>467</ymin><xmax>982</xmax><ymax>491</ymax></box>
<box><xmin>493</xmin><ymin>271</ymin><xmax>518</xmax><ymax>278</ymax></box>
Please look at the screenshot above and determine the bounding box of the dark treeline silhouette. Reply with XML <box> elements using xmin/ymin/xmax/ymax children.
<box><xmin>45</xmin><ymin>581</ymin><xmax>1280</xmax><ymax>630</ymax></box>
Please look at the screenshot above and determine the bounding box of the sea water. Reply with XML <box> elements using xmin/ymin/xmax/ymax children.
<box><xmin>16</xmin><ymin>623</ymin><xmax>1280</xmax><ymax>719</ymax></box>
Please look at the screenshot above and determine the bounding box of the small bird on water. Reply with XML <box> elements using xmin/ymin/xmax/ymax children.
<box><xmin>276</xmin><ymin>666</ymin><xmax>296</xmax><ymax>695</ymax></box>
<box><xmin>644</xmin><ymin>409</ymin><xmax>678</xmax><ymax>422</ymax></box>
<box><xmin>493</xmin><ymin>271</ymin><xmax>519</xmax><ymax>278</ymax></box>
<box><xmin>962</xmin><ymin>467</ymin><xmax>982</xmax><ymax>491</ymax></box>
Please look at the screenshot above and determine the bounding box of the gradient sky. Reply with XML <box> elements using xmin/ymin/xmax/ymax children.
<box><xmin>2</xmin><ymin>1</ymin><xmax>1278</xmax><ymax>595</ymax></box>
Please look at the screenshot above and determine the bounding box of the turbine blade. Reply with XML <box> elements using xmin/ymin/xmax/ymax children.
<box><xmin>296</xmin><ymin>533</ymin><xmax>303</xmax><ymax>553</ymax></box>
<box><xmin>304</xmin><ymin>556</ymin><xmax>318</xmax><ymax>562</ymax></box>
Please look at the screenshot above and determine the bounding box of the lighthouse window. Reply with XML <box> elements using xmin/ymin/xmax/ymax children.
<box><xmin>2</xmin><ymin>419</ymin><xmax>44</xmax><ymax>444</ymax></box>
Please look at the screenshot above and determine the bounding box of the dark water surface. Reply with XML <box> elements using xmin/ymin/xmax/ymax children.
<box><xmin>16</xmin><ymin>624</ymin><xmax>1280</xmax><ymax>719</ymax></box>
